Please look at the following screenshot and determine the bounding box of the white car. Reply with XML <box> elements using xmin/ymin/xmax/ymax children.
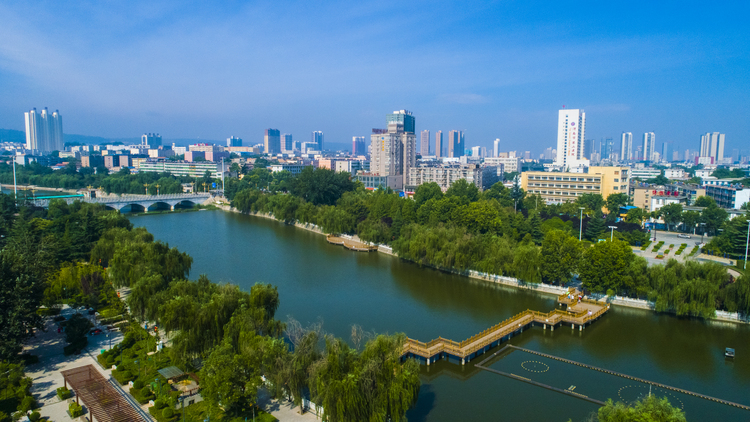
<box><xmin>677</xmin><ymin>234</ymin><xmax>691</xmax><ymax>239</ymax></box>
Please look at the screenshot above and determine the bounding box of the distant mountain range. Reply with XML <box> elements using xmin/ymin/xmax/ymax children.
<box><xmin>0</xmin><ymin>128</ymin><xmax>221</xmax><ymax>148</ymax></box>
<box><xmin>0</xmin><ymin>128</ymin><xmax>353</xmax><ymax>151</ymax></box>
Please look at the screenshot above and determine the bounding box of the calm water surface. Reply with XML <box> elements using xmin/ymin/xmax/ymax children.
<box><xmin>131</xmin><ymin>210</ymin><xmax>750</xmax><ymax>421</ymax></box>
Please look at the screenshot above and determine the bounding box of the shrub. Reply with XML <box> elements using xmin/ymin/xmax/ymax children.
<box><xmin>153</xmin><ymin>399</ymin><xmax>166</xmax><ymax>409</ymax></box>
<box><xmin>69</xmin><ymin>402</ymin><xmax>84</xmax><ymax>418</ymax></box>
<box><xmin>63</xmin><ymin>338</ymin><xmax>88</xmax><ymax>356</ymax></box>
<box><xmin>112</xmin><ymin>369</ymin><xmax>133</xmax><ymax>385</ymax></box>
<box><xmin>57</xmin><ymin>386</ymin><xmax>72</xmax><ymax>400</ymax></box>
<box><xmin>162</xmin><ymin>408</ymin><xmax>174</xmax><ymax>419</ymax></box>
<box><xmin>28</xmin><ymin>411</ymin><xmax>41</xmax><ymax>422</ymax></box>
<box><xmin>137</xmin><ymin>389</ymin><xmax>154</xmax><ymax>404</ymax></box>
<box><xmin>133</xmin><ymin>380</ymin><xmax>144</xmax><ymax>390</ymax></box>
<box><xmin>18</xmin><ymin>396</ymin><xmax>36</xmax><ymax>413</ymax></box>
<box><xmin>656</xmin><ymin>254</ymin><xmax>664</xmax><ymax>259</ymax></box>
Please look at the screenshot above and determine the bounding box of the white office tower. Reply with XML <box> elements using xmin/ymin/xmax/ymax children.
<box><xmin>24</xmin><ymin>107</ymin><xmax>64</xmax><ymax>153</ymax></box>
<box><xmin>493</xmin><ymin>138</ymin><xmax>501</xmax><ymax>157</ymax></box>
<box><xmin>699</xmin><ymin>132</ymin><xmax>725</xmax><ymax>163</ymax></box>
<box><xmin>554</xmin><ymin>109</ymin><xmax>589</xmax><ymax>169</ymax></box>
<box><xmin>420</xmin><ymin>130</ymin><xmax>430</xmax><ymax>155</ymax></box>
<box><xmin>620</xmin><ymin>132</ymin><xmax>632</xmax><ymax>161</ymax></box>
<box><xmin>643</xmin><ymin>132</ymin><xmax>656</xmax><ymax>161</ymax></box>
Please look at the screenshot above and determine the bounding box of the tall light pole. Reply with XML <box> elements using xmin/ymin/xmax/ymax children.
<box><xmin>608</xmin><ymin>225</ymin><xmax>617</xmax><ymax>241</ymax></box>
<box><xmin>700</xmin><ymin>222</ymin><xmax>706</xmax><ymax>244</ymax></box>
<box><xmin>579</xmin><ymin>207</ymin><xmax>585</xmax><ymax>241</ymax></box>
<box><xmin>744</xmin><ymin>221</ymin><xmax>749</xmax><ymax>270</ymax></box>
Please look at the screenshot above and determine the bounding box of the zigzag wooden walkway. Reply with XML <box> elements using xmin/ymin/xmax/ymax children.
<box><xmin>402</xmin><ymin>289</ymin><xmax>609</xmax><ymax>365</ymax></box>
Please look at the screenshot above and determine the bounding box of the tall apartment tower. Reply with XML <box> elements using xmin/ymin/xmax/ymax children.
<box><xmin>264</xmin><ymin>129</ymin><xmax>281</xmax><ymax>154</ymax></box>
<box><xmin>642</xmin><ymin>132</ymin><xmax>656</xmax><ymax>162</ymax></box>
<box><xmin>620</xmin><ymin>132</ymin><xmax>632</xmax><ymax>161</ymax></box>
<box><xmin>24</xmin><ymin>107</ymin><xmax>64</xmax><ymax>152</ymax></box>
<box><xmin>661</xmin><ymin>142</ymin><xmax>670</xmax><ymax>163</ymax></box>
<box><xmin>352</xmin><ymin>136</ymin><xmax>366</xmax><ymax>155</ymax></box>
<box><xmin>281</xmin><ymin>134</ymin><xmax>293</xmax><ymax>152</ymax></box>
<box><xmin>448</xmin><ymin>130</ymin><xmax>464</xmax><ymax>158</ymax></box>
<box><xmin>554</xmin><ymin>109</ymin><xmax>588</xmax><ymax>169</ymax></box>
<box><xmin>493</xmin><ymin>139</ymin><xmax>501</xmax><ymax>157</ymax></box>
<box><xmin>435</xmin><ymin>131</ymin><xmax>443</xmax><ymax>158</ymax></box>
<box><xmin>699</xmin><ymin>132</ymin><xmax>725</xmax><ymax>163</ymax></box>
<box><xmin>370</xmin><ymin>110</ymin><xmax>416</xmax><ymax>186</ymax></box>
<box><xmin>141</xmin><ymin>133</ymin><xmax>162</xmax><ymax>149</ymax></box>
<box><xmin>420</xmin><ymin>130</ymin><xmax>430</xmax><ymax>155</ymax></box>
<box><xmin>311</xmin><ymin>131</ymin><xmax>324</xmax><ymax>151</ymax></box>
<box><xmin>227</xmin><ymin>136</ymin><xmax>242</xmax><ymax>147</ymax></box>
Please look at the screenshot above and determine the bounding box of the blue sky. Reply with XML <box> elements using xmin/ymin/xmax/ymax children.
<box><xmin>0</xmin><ymin>1</ymin><xmax>748</xmax><ymax>155</ymax></box>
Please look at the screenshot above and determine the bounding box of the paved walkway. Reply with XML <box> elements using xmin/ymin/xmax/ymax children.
<box><xmin>257</xmin><ymin>390</ymin><xmax>319</xmax><ymax>422</ymax></box>
<box><xmin>22</xmin><ymin>315</ymin><xmax>124</xmax><ymax>422</ymax></box>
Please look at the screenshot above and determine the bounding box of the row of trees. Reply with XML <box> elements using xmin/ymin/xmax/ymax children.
<box><xmin>0</xmin><ymin>161</ymin><xmax>213</xmax><ymax>196</ymax></box>
<box><xmin>226</xmin><ymin>167</ymin><xmax>750</xmax><ymax>317</ymax></box>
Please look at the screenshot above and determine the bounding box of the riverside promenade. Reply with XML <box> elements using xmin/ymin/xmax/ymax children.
<box><xmin>402</xmin><ymin>289</ymin><xmax>608</xmax><ymax>365</ymax></box>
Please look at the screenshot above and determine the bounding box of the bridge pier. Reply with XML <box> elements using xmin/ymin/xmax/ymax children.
<box><xmin>461</xmin><ymin>358</ymin><xmax>465</xmax><ymax>365</ymax></box>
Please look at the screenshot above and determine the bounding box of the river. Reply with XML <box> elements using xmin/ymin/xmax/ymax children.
<box><xmin>130</xmin><ymin>210</ymin><xmax>750</xmax><ymax>421</ymax></box>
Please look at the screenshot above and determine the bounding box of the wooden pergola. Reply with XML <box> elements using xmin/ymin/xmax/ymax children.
<box><xmin>61</xmin><ymin>365</ymin><xmax>148</xmax><ymax>422</ymax></box>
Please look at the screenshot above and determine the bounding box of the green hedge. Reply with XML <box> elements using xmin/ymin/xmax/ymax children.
<box><xmin>56</xmin><ymin>386</ymin><xmax>72</xmax><ymax>400</ymax></box>
<box><xmin>69</xmin><ymin>402</ymin><xmax>84</xmax><ymax>418</ymax></box>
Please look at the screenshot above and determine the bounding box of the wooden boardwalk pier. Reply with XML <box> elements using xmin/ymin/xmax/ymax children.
<box><xmin>402</xmin><ymin>289</ymin><xmax>609</xmax><ymax>365</ymax></box>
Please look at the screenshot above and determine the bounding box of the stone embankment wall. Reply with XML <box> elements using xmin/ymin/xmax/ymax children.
<box><xmin>217</xmin><ymin>203</ymin><xmax>749</xmax><ymax>325</ymax></box>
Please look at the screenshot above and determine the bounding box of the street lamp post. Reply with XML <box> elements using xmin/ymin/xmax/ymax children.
<box><xmin>608</xmin><ymin>226</ymin><xmax>617</xmax><ymax>241</ymax></box>
<box><xmin>180</xmin><ymin>397</ymin><xmax>185</xmax><ymax>422</ymax></box>
<box><xmin>579</xmin><ymin>207</ymin><xmax>585</xmax><ymax>241</ymax></box>
<box><xmin>744</xmin><ymin>221</ymin><xmax>749</xmax><ymax>270</ymax></box>
<box><xmin>700</xmin><ymin>222</ymin><xmax>706</xmax><ymax>244</ymax></box>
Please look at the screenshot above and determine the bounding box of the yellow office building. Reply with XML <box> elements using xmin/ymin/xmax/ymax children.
<box><xmin>521</xmin><ymin>166</ymin><xmax>629</xmax><ymax>204</ymax></box>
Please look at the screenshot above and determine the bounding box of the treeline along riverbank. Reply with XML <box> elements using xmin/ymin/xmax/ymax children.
<box><xmin>225</xmin><ymin>167</ymin><xmax>750</xmax><ymax>320</ymax></box>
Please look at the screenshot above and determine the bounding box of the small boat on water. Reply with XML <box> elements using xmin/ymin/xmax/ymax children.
<box><xmin>725</xmin><ymin>347</ymin><xmax>735</xmax><ymax>358</ymax></box>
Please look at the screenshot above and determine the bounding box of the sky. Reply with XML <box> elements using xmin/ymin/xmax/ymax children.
<box><xmin>0</xmin><ymin>0</ymin><xmax>748</xmax><ymax>155</ymax></box>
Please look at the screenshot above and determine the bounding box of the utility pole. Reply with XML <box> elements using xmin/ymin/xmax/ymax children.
<box><xmin>745</xmin><ymin>221</ymin><xmax>749</xmax><ymax>270</ymax></box>
<box><xmin>579</xmin><ymin>207</ymin><xmax>585</xmax><ymax>241</ymax></box>
<box><xmin>12</xmin><ymin>158</ymin><xmax>17</xmax><ymax>202</ymax></box>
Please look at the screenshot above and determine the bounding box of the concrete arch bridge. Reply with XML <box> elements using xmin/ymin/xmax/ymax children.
<box><xmin>32</xmin><ymin>193</ymin><xmax>212</xmax><ymax>213</ymax></box>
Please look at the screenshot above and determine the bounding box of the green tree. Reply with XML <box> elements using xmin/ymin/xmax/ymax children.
<box><xmin>680</xmin><ymin>210</ymin><xmax>700</xmax><ymax>233</ymax></box>
<box><xmin>200</xmin><ymin>340</ymin><xmax>262</xmax><ymax>416</ymax></box>
<box><xmin>597</xmin><ymin>395</ymin><xmax>686</xmax><ymax>422</ymax></box>
<box><xmin>445</xmin><ymin>179</ymin><xmax>480</xmax><ymax>205</ymax></box>
<box><xmin>585</xmin><ymin>211</ymin><xmax>606</xmax><ymax>241</ymax></box>
<box><xmin>413</xmin><ymin>182</ymin><xmax>443</xmax><ymax>206</ymax></box>
<box><xmin>605</xmin><ymin>193</ymin><xmax>629</xmax><ymax>215</ymax></box>
<box><xmin>65</xmin><ymin>313</ymin><xmax>92</xmax><ymax>344</ymax></box>
<box><xmin>693</xmin><ymin>196</ymin><xmax>716</xmax><ymax>207</ymax></box>
<box><xmin>625</xmin><ymin>208</ymin><xmax>646</xmax><ymax>225</ymax></box>
<box><xmin>701</xmin><ymin>202</ymin><xmax>728</xmax><ymax>236</ymax></box>
<box><xmin>659</xmin><ymin>203</ymin><xmax>683</xmax><ymax>231</ymax></box>
<box><xmin>576</xmin><ymin>193</ymin><xmax>605</xmax><ymax>214</ymax></box>
<box><xmin>579</xmin><ymin>239</ymin><xmax>635</xmax><ymax>293</ymax></box>
<box><xmin>289</xmin><ymin>167</ymin><xmax>354</xmax><ymax>206</ymax></box>
<box><xmin>540</xmin><ymin>230</ymin><xmax>582</xmax><ymax>284</ymax></box>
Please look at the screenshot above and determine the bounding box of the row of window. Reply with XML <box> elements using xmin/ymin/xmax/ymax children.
<box><xmin>528</xmin><ymin>183</ymin><xmax>600</xmax><ymax>190</ymax></box>
<box><xmin>528</xmin><ymin>175</ymin><xmax>600</xmax><ymax>182</ymax></box>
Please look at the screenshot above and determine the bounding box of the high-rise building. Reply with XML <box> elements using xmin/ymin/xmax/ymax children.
<box><xmin>699</xmin><ymin>132</ymin><xmax>725</xmax><ymax>162</ymax></box>
<box><xmin>470</xmin><ymin>146</ymin><xmax>487</xmax><ymax>158</ymax></box>
<box><xmin>642</xmin><ymin>132</ymin><xmax>656</xmax><ymax>162</ymax></box>
<box><xmin>369</xmin><ymin>110</ymin><xmax>416</xmax><ymax>187</ymax></box>
<box><xmin>311</xmin><ymin>131</ymin><xmax>324</xmax><ymax>151</ymax></box>
<box><xmin>386</xmin><ymin>110</ymin><xmax>416</xmax><ymax>134</ymax></box>
<box><xmin>24</xmin><ymin>107</ymin><xmax>64</xmax><ymax>152</ymax></box>
<box><xmin>281</xmin><ymin>134</ymin><xmax>293</xmax><ymax>152</ymax></box>
<box><xmin>543</xmin><ymin>147</ymin><xmax>554</xmax><ymax>160</ymax></box>
<box><xmin>554</xmin><ymin>109</ymin><xmax>588</xmax><ymax>169</ymax></box>
<box><xmin>352</xmin><ymin>136</ymin><xmax>366</xmax><ymax>155</ymax></box>
<box><xmin>601</xmin><ymin>138</ymin><xmax>614</xmax><ymax>161</ymax></box>
<box><xmin>141</xmin><ymin>133</ymin><xmax>162</xmax><ymax>149</ymax></box>
<box><xmin>620</xmin><ymin>132</ymin><xmax>632</xmax><ymax>161</ymax></box>
<box><xmin>227</xmin><ymin>136</ymin><xmax>242</xmax><ymax>147</ymax></box>
<box><xmin>448</xmin><ymin>130</ymin><xmax>464</xmax><ymax>158</ymax></box>
<box><xmin>493</xmin><ymin>139</ymin><xmax>501</xmax><ymax>157</ymax></box>
<box><xmin>264</xmin><ymin>129</ymin><xmax>281</xmax><ymax>154</ymax></box>
<box><xmin>672</xmin><ymin>150</ymin><xmax>681</xmax><ymax>161</ymax></box>
<box><xmin>435</xmin><ymin>131</ymin><xmax>443</xmax><ymax>158</ymax></box>
<box><xmin>661</xmin><ymin>142</ymin><xmax>670</xmax><ymax>162</ymax></box>
<box><xmin>420</xmin><ymin>130</ymin><xmax>430</xmax><ymax>155</ymax></box>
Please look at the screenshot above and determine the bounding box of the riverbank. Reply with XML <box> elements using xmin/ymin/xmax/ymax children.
<box><xmin>214</xmin><ymin>203</ymin><xmax>749</xmax><ymax>325</ymax></box>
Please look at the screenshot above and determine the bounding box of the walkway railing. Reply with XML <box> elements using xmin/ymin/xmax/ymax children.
<box><xmin>402</xmin><ymin>288</ymin><xmax>609</xmax><ymax>363</ymax></box>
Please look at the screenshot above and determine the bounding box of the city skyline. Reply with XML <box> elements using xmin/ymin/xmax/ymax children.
<box><xmin>0</xmin><ymin>2</ymin><xmax>748</xmax><ymax>155</ymax></box>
